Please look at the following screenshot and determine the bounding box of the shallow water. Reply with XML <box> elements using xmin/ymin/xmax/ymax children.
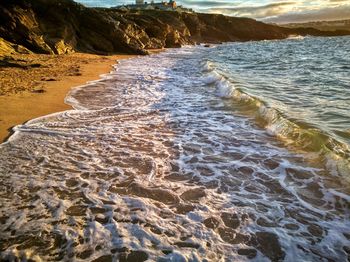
<box><xmin>0</xmin><ymin>38</ymin><xmax>350</xmax><ymax>261</ymax></box>
<box><xmin>209</xmin><ymin>37</ymin><xmax>350</xmax><ymax>171</ymax></box>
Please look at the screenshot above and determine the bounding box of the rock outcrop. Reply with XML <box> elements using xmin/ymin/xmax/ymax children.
<box><xmin>1</xmin><ymin>0</ymin><xmax>349</xmax><ymax>56</ymax></box>
<box><xmin>0</xmin><ymin>37</ymin><xmax>32</xmax><ymax>55</ymax></box>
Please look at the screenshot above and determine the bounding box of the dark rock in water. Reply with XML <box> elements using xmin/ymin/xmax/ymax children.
<box><xmin>203</xmin><ymin>217</ymin><xmax>220</xmax><ymax>229</ymax></box>
<box><xmin>257</xmin><ymin>217</ymin><xmax>277</xmax><ymax>227</ymax></box>
<box><xmin>126</xmin><ymin>182</ymin><xmax>179</xmax><ymax>204</ymax></box>
<box><xmin>204</xmin><ymin>44</ymin><xmax>211</xmax><ymax>47</ymax></box>
<box><xmin>307</xmin><ymin>224</ymin><xmax>323</xmax><ymax>238</ymax></box>
<box><xmin>66</xmin><ymin>205</ymin><xmax>86</xmax><ymax>216</ymax></box>
<box><xmin>188</xmin><ymin>156</ymin><xmax>199</xmax><ymax>163</ymax></box>
<box><xmin>218</xmin><ymin>227</ymin><xmax>236</xmax><ymax>244</ymax></box>
<box><xmin>233</xmin><ymin>232</ymin><xmax>250</xmax><ymax>244</ymax></box>
<box><xmin>218</xmin><ymin>227</ymin><xmax>249</xmax><ymax>244</ymax></box>
<box><xmin>95</xmin><ymin>215</ymin><xmax>109</xmax><ymax>224</ymax></box>
<box><xmin>284</xmin><ymin>223</ymin><xmax>299</xmax><ymax>230</ymax></box>
<box><xmin>92</xmin><ymin>255</ymin><xmax>113</xmax><ymax>262</ymax></box>
<box><xmin>119</xmin><ymin>250</ymin><xmax>148</xmax><ymax>262</ymax></box>
<box><xmin>77</xmin><ymin>249</ymin><xmax>94</xmax><ymax>259</ymax></box>
<box><xmin>180</xmin><ymin>187</ymin><xmax>206</xmax><ymax>201</ymax></box>
<box><xmin>175</xmin><ymin>203</ymin><xmax>195</xmax><ymax>214</ymax></box>
<box><xmin>343</xmin><ymin>232</ymin><xmax>350</xmax><ymax>240</ymax></box>
<box><xmin>162</xmin><ymin>249</ymin><xmax>173</xmax><ymax>255</ymax></box>
<box><xmin>174</xmin><ymin>241</ymin><xmax>200</xmax><ymax>249</ymax></box>
<box><xmin>111</xmin><ymin>247</ymin><xmax>128</xmax><ymax>254</ymax></box>
<box><xmin>1</xmin><ymin>0</ymin><xmax>347</xmax><ymax>56</ymax></box>
<box><xmin>343</xmin><ymin>246</ymin><xmax>350</xmax><ymax>256</ymax></box>
<box><xmin>221</xmin><ymin>212</ymin><xmax>240</xmax><ymax>229</ymax></box>
<box><xmin>250</xmin><ymin>231</ymin><xmax>285</xmax><ymax>262</ymax></box>
<box><xmin>237</xmin><ymin>248</ymin><xmax>257</xmax><ymax>259</ymax></box>
<box><xmin>65</xmin><ymin>178</ymin><xmax>79</xmax><ymax>187</ymax></box>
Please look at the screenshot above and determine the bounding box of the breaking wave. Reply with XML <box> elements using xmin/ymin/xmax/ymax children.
<box><xmin>201</xmin><ymin>60</ymin><xmax>350</xmax><ymax>178</ymax></box>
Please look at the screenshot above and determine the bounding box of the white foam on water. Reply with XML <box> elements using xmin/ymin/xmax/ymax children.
<box><xmin>215</xmin><ymin>78</ymin><xmax>236</xmax><ymax>98</ymax></box>
<box><xmin>202</xmin><ymin>71</ymin><xmax>222</xmax><ymax>85</ymax></box>
<box><xmin>287</xmin><ymin>35</ymin><xmax>305</xmax><ymax>40</ymax></box>
<box><xmin>0</xmin><ymin>46</ymin><xmax>349</xmax><ymax>261</ymax></box>
<box><xmin>201</xmin><ymin>60</ymin><xmax>350</xmax><ymax>179</ymax></box>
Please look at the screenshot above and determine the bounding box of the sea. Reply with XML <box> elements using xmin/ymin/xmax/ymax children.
<box><xmin>0</xmin><ymin>36</ymin><xmax>349</xmax><ymax>261</ymax></box>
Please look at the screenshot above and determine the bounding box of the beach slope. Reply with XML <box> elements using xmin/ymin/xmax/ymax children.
<box><xmin>0</xmin><ymin>53</ymin><xmax>135</xmax><ymax>142</ymax></box>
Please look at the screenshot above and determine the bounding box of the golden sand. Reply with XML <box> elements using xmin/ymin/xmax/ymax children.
<box><xmin>0</xmin><ymin>53</ymin><xmax>137</xmax><ymax>142</ymax></box>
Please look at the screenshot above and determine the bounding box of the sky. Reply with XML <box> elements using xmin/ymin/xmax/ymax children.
<box><xmin>75</xmin><ymin>0</ymin><xmax>350</xmax><ymax>23</ymax></box>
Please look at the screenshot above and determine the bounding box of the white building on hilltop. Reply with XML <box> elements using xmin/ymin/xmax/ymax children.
<box><xmin>116</xmin><ymin>0</ymin><xmax>192</xmax><ymax>12</ymax></box>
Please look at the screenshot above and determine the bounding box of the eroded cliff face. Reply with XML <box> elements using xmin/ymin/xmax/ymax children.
<box><xmin>0</xmin><ymin>0</ymin><xmax>149</xmax><ymax>55</ymax></box>
<box><xmin>0</xmin><ymin>0</ymin><xmax>349</xmax><ymax>56</ymax></box>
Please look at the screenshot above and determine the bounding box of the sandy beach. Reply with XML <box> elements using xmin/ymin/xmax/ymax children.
<box><xmin>0</xmin><ymin>53</ymin><xmax>136</xmax><ymax>142</ymax></box>
<box><xmin>1</xmin><ymin>0</ymin><xmax>350</xmax><ymax>260</ymax></box>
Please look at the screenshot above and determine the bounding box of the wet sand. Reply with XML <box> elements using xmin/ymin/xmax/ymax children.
<box><xmin>0</xmin><ymin>53</ymin><xmax>137</xmax><ymax>142</ymax></box>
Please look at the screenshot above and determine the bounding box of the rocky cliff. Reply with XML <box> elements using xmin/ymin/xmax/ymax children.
<box><xmin>1</xmin><ymin>0</ymin><xmax>349</xmax><ymax>56</ymax></box>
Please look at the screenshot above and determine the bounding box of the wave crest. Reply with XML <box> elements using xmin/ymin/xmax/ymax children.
<box><xmin>202</xmin><ymin>62</ymin><xmax>350</xmax><ymax>178</ymax></box>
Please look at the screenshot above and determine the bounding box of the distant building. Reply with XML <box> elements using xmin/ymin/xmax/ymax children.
<box><xmin>116</xmin><ymin>0</ymin><xmax>193</xmax><ymax>13</ymax></box>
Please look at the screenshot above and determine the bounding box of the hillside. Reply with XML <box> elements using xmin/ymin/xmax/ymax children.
<box><xmin>1</xmin><ymin>0</ymin><xmax>349</xmax><ymax>56</ymax></box>
<box><xmin>282</xmin><ymin>20</ymin><xmax>350</xmax><ymax>32</ymax></box>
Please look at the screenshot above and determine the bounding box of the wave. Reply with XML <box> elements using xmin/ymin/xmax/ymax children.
<box><xmin>287</xmin><ymin>34</ymin><xmax>305</xmax><ymax>40</ymax></box>
<box><xmin>201</xmin><ymin>61</ymin><xmax>350</xmax><ymax>179</ymax></box>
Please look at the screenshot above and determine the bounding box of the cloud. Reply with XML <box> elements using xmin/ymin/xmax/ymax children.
<box><xmin>263</xmin><ymin>4</ymin><xmax>350</xmax><ymax>23</ymax></box>
<box><xmin>74</xmin><ymin>0</ymin><xmax>350</xmax><ymax>23</ymax></box>
<box><xmin>179</xmin><ymin>0</ymin><xmax>234</xmax><ymax>8</ymax></box>
<box><xmin>208</xmin><ymin>2</ymin><xmax>297</xmax><ymax>18</ymax></box>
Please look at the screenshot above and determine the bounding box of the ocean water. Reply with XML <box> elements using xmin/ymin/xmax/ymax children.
<box><xmin>0</xmin><ymin>37</ymin><xmax>349</xmax><ymax>261</ymax></box>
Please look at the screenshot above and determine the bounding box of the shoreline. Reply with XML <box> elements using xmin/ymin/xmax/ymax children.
<box><xmin>0</xmin><ymin>53</ymin><xmax>137</xmax><ymax>143</ymax></box>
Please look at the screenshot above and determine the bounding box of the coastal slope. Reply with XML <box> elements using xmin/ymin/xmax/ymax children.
<box><xmin>1</xmin><ymin>0</ymin><xmax>349</xmax><ymax>56</ymax></box>
<box><xmin>282</xmin><ymin>19</ymin><xmax>350</xmax><ymax>32</ymax></box>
